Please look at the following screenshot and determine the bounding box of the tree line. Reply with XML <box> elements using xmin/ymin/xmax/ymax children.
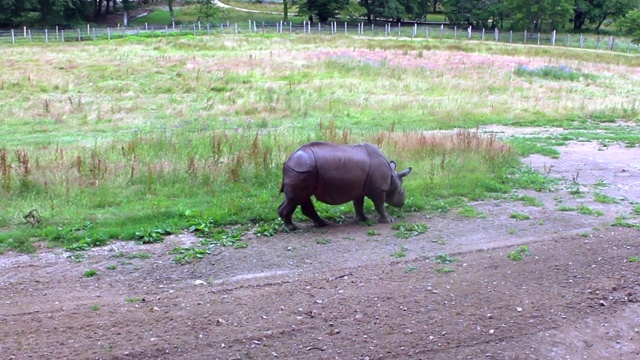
<box><xmin>1</xmin><ymin>0</ymin><xmax>639</xmax><ymax>42</ymax></box>
<box><xmin>299</xmin><ymin>0</ymin><xmax>638</xmax><ymax>32</ymax></box>
<box><xmin>0</xmin><ymin>0</ymin><xmax>208</xmax><ymax>27</ymax></box>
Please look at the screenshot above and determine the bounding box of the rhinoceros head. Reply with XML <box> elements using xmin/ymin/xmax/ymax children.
<box><xmin>385</xmin><ymin>161</ymin><xmax>412</xmax><ymax>208</ymax></box>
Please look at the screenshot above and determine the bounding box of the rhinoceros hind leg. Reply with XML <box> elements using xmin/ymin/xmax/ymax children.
<box><xmin>278</xmin><ymin>200</ymin><xmax>299</xmax><ymax>231</ymax></box>
<box><xmin>301</xmin><ymin>198</ymin><xmax>328</xmax><ymax>227</ymax></box>
<box><xmin>353</xmin><ymin>196</ymin><xmax>368</xmax><ymax>223</ymax></box>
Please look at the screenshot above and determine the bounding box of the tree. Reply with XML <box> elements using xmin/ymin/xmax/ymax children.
<box><xmin>442</xmin><ymin>0</ymin><xmax>504</xmax><ymax>28</ymax></box>
<box><xmin>168</xmin><ymin>0</ymin><xmax>175</xmax><ymax>24</ymax></box>
<box><xmin>617</xmin><ymin>9</ymin><xmax>640</xmax><ymax>43</ymax></box>
<box><xmin>283</xmin><ymin>0</ymin><xmax>289</xmax><ymax>21</ymax></box>
<box><xmin>573</xmin><ymin>0</ymin><xmax>634</xmax><ymax>31</ymax></box>
<box><xmin>505</xmin><ymin>0</ymin><xmax>573</xmax><ymax>32</ymax></box>
<box><xmin>299</xmin><ymin>0</ymin><xmax>350</xmax><ymax>23</ymax></box>
<box><xmin>586</xmin><ymin>0</ymin><xmax>634</xmax><ymax>31</ymax></box>
<box><xmin>359</xmin><ymin>0</ymin><xmax>405</xmax><ymax>22</ymax></box>
<box><xmin>192</xmin><ymin>0</ymin><xmax>228</xmax><ymax>22</ymax></box>
<box><xmin>122</xmin><ymin>0</ymin><xmax>136</xmax><ymax>26</ymax></box>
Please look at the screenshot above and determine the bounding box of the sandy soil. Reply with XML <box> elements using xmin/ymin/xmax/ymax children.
<box><xmin>1</xmin><ymin>132</ymin><xmax>639</xmax><ymax>359</ymax></box>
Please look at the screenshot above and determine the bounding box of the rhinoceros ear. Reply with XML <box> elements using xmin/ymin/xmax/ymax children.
<box><xmin>398</xmin><ymin>167</ymin><xmax>412</xmax><ymax>178</ymax></box>
<box><xmin>389</xmin><ymin>161</ymin><xmax>397</xmax><ymax>171</ymax></box>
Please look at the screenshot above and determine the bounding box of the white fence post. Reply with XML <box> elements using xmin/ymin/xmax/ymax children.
<box><xmin>11</xmin><ymin>29</ymin><xmax>15</xmax><ymax>43</ymax></box>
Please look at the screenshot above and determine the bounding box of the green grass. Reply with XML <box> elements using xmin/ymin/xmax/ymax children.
<box><xmin>1</xmin><ymin>35</ymin><xmax>638</xmax><ymax>252</ymax></box>
<box><xmin>510</xmin><ymin>212</ymin><xmax>531</xmax><ymax>220</ymax></box>
<box><xmin>507</xmin><ymin>245</ymin><xmax>531</xmax><ymax>261</ymax></box>
<box><xmin>391</xmin><ymin>247</ymin><xmax>407</xmax><ymax>258</ymax></box>
<box><xmin>457</xmin><ymin>205</ymin><xmax>486</xmax><ymax>218</ymax></box>
<box><xmin>577</xmin><ymin>204</ymin><xmax>604</xmax><ymax>216</ymax></box>
<box><xmin>593</xmin><ymin>192</ymin><xmax>619</xmax><ymax>204</ymax></box>
<box><xmin>391</xmin><ymin>222</ymin><xmax>430</xmax><ymax>239</ymax></box>
<box><xmin>557</xmin><ymin>205</ymin><xmax>576</xmax><ymax>211</ymax></box>
<box><xmin>511</xmin><ymin>194</ymin><xmax>544</xmax><ymax>207</ymax></box>
<box><xmin>509</xmin><ymin>137</ymin><xmax>562</xmax><ymax>158</ymax></box>
<box><xmin>83</xmin><ymin>269</ymin><xmax>98</xmax><ymax>277</ymax></box>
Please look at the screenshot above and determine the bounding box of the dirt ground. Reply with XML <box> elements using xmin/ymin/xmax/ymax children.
<box><xmin>1</xmin><ymin>129</ymin><xmax>640</xmax><ymax>360</ymax></box>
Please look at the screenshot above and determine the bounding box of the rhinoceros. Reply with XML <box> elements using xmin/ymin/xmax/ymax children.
<box><xmin>278</xmin><ymin>142</ymin><xmax>412</xmax><ymax>231</ymax></box>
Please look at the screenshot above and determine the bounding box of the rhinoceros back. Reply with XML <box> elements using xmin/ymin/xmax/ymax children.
<box><xmin>309</xmin><ymin>142</ymin><xmax>390</xmax><ymax>205</ymax></box>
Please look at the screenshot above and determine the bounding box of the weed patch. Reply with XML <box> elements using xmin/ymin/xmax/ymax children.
<box><xmin>510</xmin><ymin>212</ymin><xmax>531</xmax><ymax>220</ymax></box>
<box><xmin>611</xmin><ymin>216</ymin><xmax>640</xmax><ymax>229</ymax></box>
<box><xmin>83</xmin><ymin>269</ymin><xmax>98</xmax><ymax>278</ymax></box>
<box><xmin>514</xmin><ymin>64</ymin><xmax>597</xmax><ymax>82</ymax></box>
<box><xmin>457</xmin><ymin>206</ymin><xmax>486</xmax><ymax>218</ymax></box>
<box><xmin>391</xmin><ymin>222</ymin><xmax>429</xmax><ymax>239</ymax></box>
<box><xmin>507</xmin><ymin>245</ymin><xmax>531</xmax><ymax>261</ymax></box>
<box><xmin>170</xmin><ymin>247</ymin><xmax>210</xmax><ymax>264</ymax></box>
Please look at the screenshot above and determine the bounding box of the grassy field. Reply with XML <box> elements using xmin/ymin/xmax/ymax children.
<box><xmin>1</xmin><ymin>34</ymin><xmax>639</xmax><ymax>252</ymax></box>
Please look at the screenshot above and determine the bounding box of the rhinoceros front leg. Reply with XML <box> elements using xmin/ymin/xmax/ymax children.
<box><xmin>353</xmin><ymin>196</ymin><xmax>368</xmax><ymax>223</ymax></box>
<box><xmin>301</xmin><ymin>198</ymin><xmax>328</xmax><ymax>227</ymax></box>
<box><xmin>370</xmin><ymin>192</ymin><xmax>393</xmax><ymax>223</ymax></box>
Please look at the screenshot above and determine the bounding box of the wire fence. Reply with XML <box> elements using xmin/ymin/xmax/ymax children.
<box><xmin>1</xmin><ymin>21</ymin><xmax>638</xmax><ymax>54</ymax></box>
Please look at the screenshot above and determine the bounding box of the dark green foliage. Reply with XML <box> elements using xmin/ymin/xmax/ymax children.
<box><xmin>442</xmin><ymin>0</ymin><xmax>505</xmax><ymax>28</ymax></box>
<box><xmin>299</xmin><ymin>0</ymin><xmax>350</xmax><ymax>23</ymax></box>
<box><xmin>507</xmin><ymin>245</ymin><xmax>531</xmax><ymax>261</ymax></box>
<box><xmin>514</xmin><ymin>65</ymin><xmax>597</xmax><ymax>82</ymax></box>
<box><xmin>506</xmin><ymin>166</ymin><xmax>559</xmax><ymax>192</ymax></box>
<box><xmin>391</xmin><ymin>222</ymin><xmax>429</xmax><ymax>239</ymax></box>
<box><xmin>504</xmin><ymin>0</ymin><xmax>573</xmax><ymax>32</ymax></box>
<box><xmin>618</xmin><ymin>9</ymin><xmax>640</xmax><ymax>44</ymax></box>
<box><xmin>134</xmin><ymin>227</ymin><xmax>174</xmax><ymax>244</ymax></box>
<box><xmin>170</xmin><ymin>246</ymin><xmax>210</xmax><ymax>264</ymax></box>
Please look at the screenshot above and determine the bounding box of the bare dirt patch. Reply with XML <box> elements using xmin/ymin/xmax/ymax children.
<box><xmin>2</xmin><ymin>138</ymin><xmax>640</xmax><ymax>359</ymax></box>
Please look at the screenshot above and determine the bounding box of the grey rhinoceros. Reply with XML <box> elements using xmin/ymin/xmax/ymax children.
<box><xmin>278</xmin><ymin>141</ymin><xmax>412</xmax><ymax>231</ymax></box>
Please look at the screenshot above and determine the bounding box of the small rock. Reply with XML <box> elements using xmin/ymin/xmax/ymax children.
<box><xmin>516</xmin><ymin>307</ymin><xmax>523</xmax><ymax>312</ymax></box>
<box><xmin>216</xmin><ymin>319</ymin><xmax>226</xmax><ymax>326</ymax></box>
<box><xmin>599</xmin><ymin>300</ymin><xmax>607</xmax><ymax>307</ymax></box>
<box><xmin>194</xmin><ymin>280</ymin><xmax>207</xmax><ymax>286</ymax></box>
<box><xmin>489</xmin><ymin>329</ymin><xmax>495</xmax><ymax>334</ymax></box>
